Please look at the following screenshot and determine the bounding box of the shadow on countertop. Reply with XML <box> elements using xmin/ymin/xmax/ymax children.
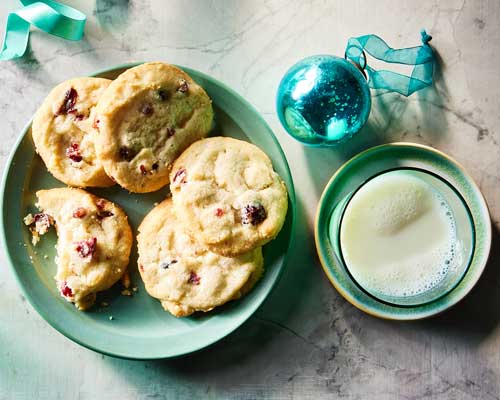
<box><xmin>419</xmin><ymin>223</ymin><xmax>500</xmax><ymax>341</ymax></box>
<box><xmin>95</xmin><ymin>0</ymin><xmax>130</xmax><ymax>30</ymax></box>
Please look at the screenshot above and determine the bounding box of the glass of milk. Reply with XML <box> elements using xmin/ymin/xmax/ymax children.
<box><xmin>329</xmin><ymin>167</ymin><xmax>475</xmax><ymax>307</ymax></box>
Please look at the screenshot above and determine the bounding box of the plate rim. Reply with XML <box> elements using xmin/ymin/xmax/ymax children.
<box><xmin>314</xmin><ymin>142</ymin><xmax>492</xmax><ymax>320</ymax></box>
<box><xmin>0</xmin><ymin>62</ymin><xmax>297</xmax><ymax>359</ymax></box>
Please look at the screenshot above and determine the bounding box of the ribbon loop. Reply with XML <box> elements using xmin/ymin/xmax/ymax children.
<box><xmin>0</xmin><ymin>0</ymin><xmax>86</xmax><ymax>61</ymax></box>
<box><xmin>345</xmin><ymin>30</ymin><xmax>435</xmax><ymax>96</ymax></box>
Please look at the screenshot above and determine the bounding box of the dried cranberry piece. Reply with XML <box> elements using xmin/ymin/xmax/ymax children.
<box><xmin>152</xmin><ymin>162</ymin><xmax>159</xmax><ymax>170</ymax></box>
<box><xmin>241</xmin><ymin>203</ymin><xmax>267</xmax><ymax>225</ymax></box>
<box><xmin>32</xmin><ymin>213</ymin><xmax>54</xmax><ymax>235</ymax></box>
<box><xmin>96</xmin><ymin>199</ymin><xmax>106</xmax><ymax>210</ymax></box>
<box><xmin>34</xmin><ymin>213</ymin><xmax>52</xmax><ymax>224</ymax></box>
<box><xmin>173</xmin><ymin>168</ymin><xmax>186</xmax><ymax>184</ymax></box>
<box><xmin>139</xmin><ymin>264</ymin><xmax>144</xmax><ymax>272</ymax></box>
<box><xmin>119</xmin><ymin>146</ymin><xmax>135</xmax><ymax>161</ymax></box>
<box><xmin>140</xmin><ymin>165</ymin><xmax>148</xmax><ymax>175</ymax></box>
<box><xmin>157</xmin><ymin>89</ymin><xmax>168</xmax><ymax>101</ymax></box>
<box><xmin>177</xmin><ymin>80</ymin><xmax>189</xmax><ymax>93</ymax></box>
<box><xmin>97</xmin><ymin>210</ymin><xmax>114</xmax><ymax>220</ymax></box>
<box><xmin>60</xmin><ymin>281</ymin><xmax>73</xmax><ymax>297</ymax></box>
<box><xmin>160</xmin><ymin>259</ymin><xmax>178</xmax><ymax>269</ymax></box>
<box><xmin>166</xmin><ymin>127</ymin><xmax>175</xmax><ymax>137</ymax></box>
<box><xmin>75</xmin><ymin>237</ymin><xmax>97</xmax><ymax>258</ymax></box>
<box><xmin>140</xmin><ymin>103</ymin><xmax>153</xmax><ymax>115</ymax></box>
<box><xmin>93</xmin><ymin>117</ymin><xmax>100</xmax><ymax>130</ymax></box>
<box><xmin>56</xmin><ymin>88</ymin><xmax>78</xmax><ymax>115</ymax></box>
<box><xmin>73</xmin><ymin>207</ymin><xmax>87</xmax><ymax>218</ymax></box>
<box><xmin>215</xmin><ymin>208</ymin><xmax>224</xmax><ymax>217</ymax></box>
<box><xmin>95</xmin><ymin>199</ymin><xmax>113</xmax><ymax>219</ymax></box>
<box><xmin>188</xmin><ymin>271</ymin><xmax>200</xmax><ymax>285</ymax></box>
<box><xmin>74</xmin><ymin>114</ymin><xmax>86</xmax><ymax>121</ymax></box>
<box><xmin>66</xmin><ymin>143</ymin><xmax>82</xmax><ymax>162</ymax></box>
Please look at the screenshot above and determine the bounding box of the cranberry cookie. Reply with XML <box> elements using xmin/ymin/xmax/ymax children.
<box><xmin>95</xmin><ymin>62</ymin><xmax>213</xmax><ymax>193</ymax></box>
<box><xmin>26</xmin><ymin>188</ymin><xmax>132</xmax><ymax>310</ymax></box>
<box><xmin>137</xmin><ymin>198</ymin><xmax>263</xmax><ymax>317</ymax></box>
<box><xmin>32</xmin><ymin>78</ymin><xmax>114</xmax><ymax>187</ymax></box>
<box><xmin>170</xmin><ymin>137</ymin><xmax>288</xmax><ymax>256</ymax></box>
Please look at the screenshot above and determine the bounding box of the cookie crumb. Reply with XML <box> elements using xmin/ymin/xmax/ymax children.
<box><xmin>101</xmin><ymin>302</ymin><xmax>109</xmax><ymax>307</ymax></box>
<box><xmin>121</xmin><ymin>289</ymin><xmax>132</xmax><ymax>296</ymax></box>
<box><xmin>121</xmin><ymin>271</ymin><xmax>131</xmax><ymax>288</ymax></box>
<box><xmin>23</xmin><ymin>213</ymin><xmax>34</xmax><ymax>225</ymax></box>
<box><xmin>31</xmin><ymin>233</ymin><xmax>40</xmax><ymax>246</ymax></box>
<box><xmin>132</xmin><ymin>286</ymin><xmax>138</xmax><ymax>292</ymax></box>
<box><xmin>24</xmin><ymin>213</ymin><xmax>54</xmax><ymax>246</ymax></box>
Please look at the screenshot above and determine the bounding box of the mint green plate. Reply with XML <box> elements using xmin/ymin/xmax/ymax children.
<box><xmin>1</xmin><ymin>63</ymin><xmax>296</xmax><ymax>359</ymax></box>
<box><xmin>315</xmin><ymin>143</ymin><xmax>491</xmax><ymax>320</ymax></box>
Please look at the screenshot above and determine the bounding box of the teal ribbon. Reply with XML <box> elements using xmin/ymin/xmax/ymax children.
<box><xmin>345</xmin><ymin>30</ymin><xmax>434</xmax><ymax>96</ymax></box>
<box><xmin>0</xmin><ymin>0</ymin><xmax>86</xmax><ymax>61</ymax></box>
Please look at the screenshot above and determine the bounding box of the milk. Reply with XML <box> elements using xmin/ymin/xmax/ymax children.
<box><xmin>339</xmin><ymin>170</ymin><xmax>459</xmax><ymax>299</ymax></box>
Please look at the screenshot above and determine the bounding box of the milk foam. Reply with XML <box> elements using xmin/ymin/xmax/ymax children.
<box><xmin>340</xmin><ymin>170</ymin><xmax>458</xmax><ymax>299</ymax></box>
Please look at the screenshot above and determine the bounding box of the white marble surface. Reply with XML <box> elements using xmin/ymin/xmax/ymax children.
<box><xmin>1</xmin><ymin>0</ymin><xmax>500</xmax><ymax>399</ymax></box>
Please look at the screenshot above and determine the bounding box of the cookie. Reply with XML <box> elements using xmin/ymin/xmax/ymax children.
<box><xmin>95</xmin><ymin>62</ymin><xmax>214</xmax><ymax>193</ymax></box>
<box><xmin>137</xmin><ymin>198</ymin><xmax>263</xmax><ymax>317</ymax></box>
<box><xmin>32</xmin><ymin>78</ymin><xmax>114</xmax><ymax>187</ymax></box>
<box><xmin>170</xmin><ymin>137</ymin><xmax>288</xmax><ymax>256</ymax></box>
<box><xmin>26</xmin><ymin>188</ymin><xmax>133</xmax><ymax>310</ymax></box>
<box><xmin>235</xmin><ymin>255</ymin><xmax>264</xmax><ymax>298</ymax></box>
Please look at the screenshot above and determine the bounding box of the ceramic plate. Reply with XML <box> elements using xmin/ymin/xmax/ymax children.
<box><xmin>1</xmin><ymin>63</ymin><xmax>296</xmax><ymax>359</ymax></box>
<box><xmin>315</xmin><ymin>143</ymin><xmax>491</xmax><ymax>320</ymax></box>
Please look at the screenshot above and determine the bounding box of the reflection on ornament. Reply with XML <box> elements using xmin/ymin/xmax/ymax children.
<box><xmin>277</xmin><ymin>55</ymin><xmax>371</xmax><ymax>147</ymax></box>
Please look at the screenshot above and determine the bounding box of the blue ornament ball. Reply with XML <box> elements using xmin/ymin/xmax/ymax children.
<box><xmin>276</xmin><ymin>55</ymin><xmax>371</xmax><ymax>146</ymax></box>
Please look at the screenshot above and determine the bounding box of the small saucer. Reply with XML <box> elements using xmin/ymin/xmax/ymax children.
<box><xmin>315</xmin><ymin>143</ymin><xmax>492</xmax><ymax>320</ymax></box>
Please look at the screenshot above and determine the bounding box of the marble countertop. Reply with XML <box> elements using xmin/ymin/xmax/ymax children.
<box><xmin>1</xmin><ymin>0</ymin><xmax>499</xmax><ymax>399</ymax></box>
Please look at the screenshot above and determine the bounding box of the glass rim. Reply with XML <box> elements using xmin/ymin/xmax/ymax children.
<box><xmin>336</xmin><ymin>166</ymin><xmax>477</xmax><ymax>308</ymax></box>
